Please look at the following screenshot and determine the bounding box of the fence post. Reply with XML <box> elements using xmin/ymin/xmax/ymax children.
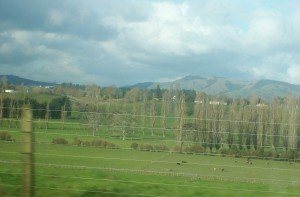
<box><xmin>22</xmin><ymin>105</ymin><xmax>34</xmax><ymax>197</ymax></box>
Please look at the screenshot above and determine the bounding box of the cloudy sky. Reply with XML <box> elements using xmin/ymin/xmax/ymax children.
<box><xmin>0</xmin><ymin>0</ymin><xmax>300</xmax><ymax>86</ymax></box>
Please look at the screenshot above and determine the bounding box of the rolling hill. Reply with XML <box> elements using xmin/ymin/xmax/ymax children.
<box><xmin>2</xmin><ymin>74</ymin><xmax>300</xmax><ymax>99</ymax></box>
<box><xmin>129</xmin><ymin>75</ymin><xmax>300</xmax><ymax>99</ymax></box>
<box><xmin>0</xmin><ymin>75</ymin><xmax>56</xmax><ymax>86</ymax></box>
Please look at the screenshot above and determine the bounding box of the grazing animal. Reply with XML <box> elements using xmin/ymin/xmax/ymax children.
<box><xmin>182</xmin><ymin>160</ymin><xmax>187</xmax><ymax>163</ymax></box>
<box><xmin>176</xmin><ymin>162</ymin><xmax>181</xmax><ymax>165</ymax></box>
<box><xmin>221</xmin><ymin>168</ymin><xmax>224</xmax><ymax>172</ymax></box>
<box><xmin>250</xmin><ymin>162</ymin><xmax>253</xmax><ymax>165</ymax></box>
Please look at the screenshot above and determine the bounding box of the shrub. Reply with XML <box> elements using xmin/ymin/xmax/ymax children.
<box><xmin>144</xmin><ymin>144</ymin><xmax>153</xmax><ymax>151</ymax></box>
<box><xmin>91</xmin><ymin>139</ymin><xmax>104</xmax><ymax>147</ymax></box>
<box><xmin>286</xmin><ymin>150</ymin><xmax>299</xmax><ymax>160</ymax></box>
<box><xmin>107</xmin><ymin>142</ymin><xmax>118</xmax><ymax>149</ymax></box>
<box><xmin>72</xmin><ymin>137</ymin><xmax>117</xmax><ymax>148</ymax></box>
<box><xmin>263</xmin><ymin>150</ymin><xmax>277</xmax><ymax>158</ymax></box>
<box><xmin>91</xmin><ymin>138</ymin><xmax>117</xmax><ymax>148</ymax></box>
<box><xmin>82</xmin><ymin>141</ymin><xmax>91</xmax><ymax>146</ymax></box>
<box><xmin>52</xmin><ymin>138</ymin><xmax>68</xmax><ymax>145</ymax></box>
<box><xmin>218</xmin><ymin>148</ymin><xmax>228</xmax><ymax>156</ymax></box>
<box><xmin>173</xmin><ymin>145</ymin><xmax>182</xmax><ymax>152</ymax></box>
<box><xmin>153</xmin><ymin>144</ymin><xmax>169</xmax><ymax>152</ymax></box>
<box><xmin>131</xmin><ymin>143</ymin><xmax>138</xmax><ymax>150</ymax></box>
<box><xmin>136</xmin><ymin>143</ymin><xmax>169</xmax><ymax>152</ymax></box>
<box><xmin>73</xmin><ymin>137</ymin><xmax>82</xmax><ymax>146</ymax></box>
<box><xmin>0</xmin><ymin>131</ymin><xmax>13</xmax><ymax>141</ymax></box>
<box><xmin>185</xmin><ymin>144</ymin><xmax>204</xmax><ymax>154</ymax></box>
<box><xmin>139</xmin><ymin>144</ymin><xmax>153</xmax><ymax>151</ymax></box>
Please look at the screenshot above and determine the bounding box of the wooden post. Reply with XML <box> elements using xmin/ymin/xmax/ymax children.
<box><xmin>22</xmin><ymin>105</ymin><xmax>34</xmax><ymax>197</ymax></box>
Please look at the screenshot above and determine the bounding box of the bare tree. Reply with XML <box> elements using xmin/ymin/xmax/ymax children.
<box><xmin>236</xmin><ymin>100</ymin><xmax>245</xmax><ymax>150</ymax></box>
<box><xmin>0</xmin><ymin>76</ymin><xmax>8</xmax><ymax>125</ymax></box>
<box><xmin>270</xmin><ymin>99</ymin><xmax>282</xmax><ymax>151</ymax></box>
<box><xmin>61</xmin><ymin>104</ymin><xmax>67</xmax><ymax>130</ymax></box>
<box><xmin>214</xmin><ymin>104</ymin><xmax>224</xmax><ymax>151</ymax></box>
<box><xmin>140</xmin><ymin>92</ymin><xmax>147</xmax><ymax>135</ymax></box>
<box><xmin>45</xmin><ymin>101</ymin><xmax>50</xmax><ymax>131</ymax></box>
<box><xmin>287</xmin><ymin>97</ymin><xmax>298</xmax><ymax>150</ymax></box>
<box><xmin>227</xmin><ymin>100</ymin><xmax>238</xmax><ymax>149</ymax></box>
<box><xmin>161</xmin><ymin>92</ymin><xmax>168</xmax><ymax>138</ymax></box>
<box><xmin>194</xmin><ymin>93</ymin><xmax>204</xmax><ymax>143</ymax></box>
<box><xmin>177</xmin><ymin>93</ymin><xmax>185</xmax><ymax>152</ymax></box>
<box><xmin>9</xmin><ymin>97</ymin><xmax>13</xmax><ymax>128</ymax></box>
<box><xmin>85</xmin><ymin>84</ymin><xmax>101</xmax><ymax>136</ymax></box>
<box><xmin>0</xmin><ymin>90</ymin><xmax>3</xmax><ymax>125</ymax></box>
<box><xmin>150</xmin><ymin>96</ymin><xmax>157</xmax><ymax>136</ymax></box>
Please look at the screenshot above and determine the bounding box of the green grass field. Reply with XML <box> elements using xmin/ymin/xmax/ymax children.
<box><xmin>0</xmin><ymin>119</ymin><xmax>299</xmax><ymax>196</ymax></box>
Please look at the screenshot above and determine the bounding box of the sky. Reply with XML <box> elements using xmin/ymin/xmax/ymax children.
<box><xmin>0</xmin><ymin>0</ymin><xmax>300</xmax><ymax>86</ymax></box>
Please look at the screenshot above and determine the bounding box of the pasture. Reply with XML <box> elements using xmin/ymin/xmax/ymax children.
<box><xmin>0</xmin><ymin>118</ymin><xmax>299</xmax><ymax>196</ymax></box>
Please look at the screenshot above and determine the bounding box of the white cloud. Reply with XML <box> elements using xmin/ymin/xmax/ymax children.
<box><xmin>0</xmin><ymin>43</ymin><xmax>12</xmax><ymax>54</ymax></box>
<box><xmin>242</xmin><ymin>11</ymin><xmax>286</xmax><ymax>52</ymax></box>
<box><xmin>1</xmin><ymin>0</ymin><xmax>300</xmax><ymax>86</ymax></box>
<box><xmin>48</xmin><ymin>10</ymin><xmax>64</xmax><ymax>26</ymax></box>
<box><xmin>287</xmin><ymin>65</ymin><xmax>300</xmax><ymax>84</ymax></box>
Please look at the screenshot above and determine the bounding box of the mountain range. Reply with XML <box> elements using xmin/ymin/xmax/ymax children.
<box><xmin>1</xmin><ymin>74</ymin><xmax>300</xmax><ymax>99</ymax></box>
<box><xmin>128</xmin><ymin>75</ymin><xmax>300</xmax><ymax>99</ymax></box>
<box><xmin>0</xmin><ymin>75</ymin><xmax>55</xmax><ymax>86</ymax></box>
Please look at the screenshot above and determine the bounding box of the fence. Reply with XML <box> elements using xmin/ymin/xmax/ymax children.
<box><xmin>0</xmin><ymin>107</ymin><xmax>299</xmax><ymax>196</ymax></box>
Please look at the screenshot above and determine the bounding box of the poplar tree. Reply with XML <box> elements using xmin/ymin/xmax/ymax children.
<box><xmin>140</xmin><ymin>92</ymin><xmax>147</xmax><ymax>135</ymax></box>
<box><xmin>45</xmin><ymin>101</ymin><xmax>50</xmax><ymax>130</ymax></box>
<box><xmin>0</xmin><ymin>88</ymin><xmax>3</xmax><ymax>125</ymax></box>
<box><xmin>270</xmin><ymin>99</ymin><xmax>282</xmax><ymax>151</ymax></box>
<box><xmin>227</xmin><ymin>101</ymin><xmax>237</xmax><ymax>149</ymax></box>
<box><xmin>287</xmin><ymin>97</ymin><xmax>298</xmax><ymax>149</ymax></box>
<box><xmin>85</xmin><ymin>84</ymin><xmax>101</xmax><ymax>136</ymax></box>
<box><xmin>161</xmin><ymin>92</ymin><xmax>168</xmax><ymax>138</ymax></box>
<box><xmin>177</xmin><ymin>93</ymin><xmax>185</xmax><ymax>152</ymax></box>
<box><xmin>150</xmin><ymin>96</ymin><xmax>157</xmax><ymax>136</ymax></box>
<box><xmin>194</xmin><ymin>93</ymin><xmax>203</xmax><ymax>143</ymax></box>
<box><xmin>257</xmin><ymin>105</ymin><xmax>267</xmax><ymax>150</ymax></box>
<box><xmin>236</xmin><ymin>100</ymin><xmax>245</xmax><ymax>150</ymax></box>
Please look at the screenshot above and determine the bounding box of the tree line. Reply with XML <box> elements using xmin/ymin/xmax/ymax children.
<box><xmin>80</xmin><ymin>85</ymin><xmax>299</xmax><ymax>158</ymax></box>
<box><xmin>1</xmin><ymin>78</ymin><xmax>299</xmax><ymax>159</ymax></box>
<box><xmin>0</xmin><ymin>96</ymin><xmax>71</xmax><ymax>120</ymax></box>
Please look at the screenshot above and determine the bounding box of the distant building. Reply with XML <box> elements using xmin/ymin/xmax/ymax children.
<box><xmin>194</xmin><ymin>100</ymin><xmax>203</xmax><ymax>104</ymax></box>
<box><xmin>4</xmin><ymin>89</ymin><xmax>15</xmax><ymax>93</ymax></box>
<box><xmin>256</xmin><ymin>103</ymin><xmax>267</xmax><ymax>107</ymax></box>
<box><xmin>209</xmin><ymin>101</ymin><xmax>227</xmax><ymax>105</ymax></box>
<box><xmin>45</xmin><ymin>86</ymin><xmax>54</xmax><ymax>89</ymax></box>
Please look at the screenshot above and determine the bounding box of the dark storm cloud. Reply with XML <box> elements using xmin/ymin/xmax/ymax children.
<box><xmin>0</xmin><ymin>0</ymin><xmax>117</xmax><ymax>41</ymax></box>
<box><xmin>0</xmin><ymin>0</ymin><xmax>300</xmax><ymax>86</ymax></box>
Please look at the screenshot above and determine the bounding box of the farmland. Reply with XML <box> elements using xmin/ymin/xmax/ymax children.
<box><xmin>0</xmin><ymin>83</ymin><xmax>300</xmax><ymax>196</ymax></box>
<box><xmin>0</xmin><ymin>116</ymin><xmax>300</xmax><ymax>196</ymax></box>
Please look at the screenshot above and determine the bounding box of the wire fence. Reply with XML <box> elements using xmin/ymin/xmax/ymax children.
<box><xmin>1</xmin><ymin>107</ymin><xmax>300</xmax><ymax>126</ymax></box>
<box><xmin>1</xmin><ymin>151</ymin><xmax>300</xmax><ymax>172</ymax></box>
<box><xmin>0</xmin><ymin>109</ymin><xmax>299</xmax><ymax>196</ymax></box>
<box><xmin>1</xmin><ymin>118</ymin><xmax>299</xmax><ymax>138</ymax></box>
<box><xmin>0</xmin><ymin>160</ymin><xmax>299</xmax><ymax>185</ymax></box>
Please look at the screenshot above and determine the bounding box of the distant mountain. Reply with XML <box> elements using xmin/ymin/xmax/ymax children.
<box><xmin>128</xmin><ymin>75</ymin><xmax>300</xmax><ymax>99</ymax></box>
<box><xmin>0</xmin><ymin>75</ymin><xmax>56</xmax><ymax>86</ymax></box>
<box><xmin>123</xmin><ymin>82</ymin><xmax>154</xmax><ymax>89</ymax></box>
